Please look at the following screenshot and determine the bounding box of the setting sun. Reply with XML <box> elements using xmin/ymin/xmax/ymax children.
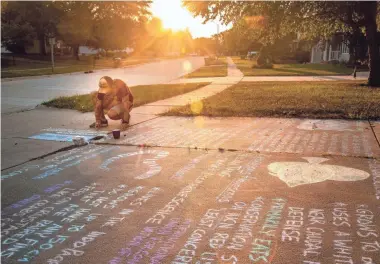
<box><xmin>151</xmin><ymin>0</ymin><xmax>191</xmax><ymax>31</ymax></box>
<box><xmin>151</xmin><ymin>0</ymin><xmax>231</xmax><ymax>38</ymax></box>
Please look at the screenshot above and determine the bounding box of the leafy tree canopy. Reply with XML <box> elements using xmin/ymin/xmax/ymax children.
<box><xmin>184</xmin><ymin>1</ymin><xmax>380</xmax><ymax>86</ymax></box>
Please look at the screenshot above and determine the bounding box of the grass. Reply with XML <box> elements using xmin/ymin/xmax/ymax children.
<box><xmin>2</xmin><ymin>65</ymin><xmax>96</xmax><ymax>78</ymax></box>
<box><xmin>42</xmin><ymin>82</ymin><xmax>211</xmax><ymax>112</ymax></box>
<box><xmin>184</xmin><ymin>57</ymin><xmax>228</xmax><ymax>78</ymax></box>
<box><xmin>1</xmin><ymin>56</ymin><xmax>177</xmax><ymax>78</ymax></box>
<box><xmin>164</xmin><ymin>81</ymin><xmax>380</xmax><ymax>120</ymax></box>
<box><xmin>232</xmin><ymin>57</ymin><xmax>355</xmax><ymax>76</ymax></box>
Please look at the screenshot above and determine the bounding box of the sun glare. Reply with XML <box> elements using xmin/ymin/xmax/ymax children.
<box><xmin>151</xmin><ymin>0</ymin><xmax>191</xmax><ymax>31</ymax></box>
<box><xmin>151</xmin><ymin>0</ymin><xmax>232</xmax><ymax>38</ymax></box>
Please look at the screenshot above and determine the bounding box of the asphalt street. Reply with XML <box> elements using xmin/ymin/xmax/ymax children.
<box><xmin>1</xmin><ymin>56</ymin><xmax>205</xmax><ymax>114</ymax></box>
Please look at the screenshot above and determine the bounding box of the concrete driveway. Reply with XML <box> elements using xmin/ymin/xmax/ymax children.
<box><xmin>1</xmin><ymin>116</ymin><xmax>380</xmax><ymax>263</ymax></box>
<box><xmin>1</xmin><ymin>56</ymin><xmax>205</xmax><ymax>114</ymax></box>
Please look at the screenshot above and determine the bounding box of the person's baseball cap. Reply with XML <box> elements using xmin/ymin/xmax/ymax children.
<box><xmin>98</xmin><ymin>76</ymin><xmax>113</xmax><ymax>93</ymax></box>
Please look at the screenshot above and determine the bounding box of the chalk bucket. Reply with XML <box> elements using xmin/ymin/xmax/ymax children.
<box><xmin>112</xmin><ymin>129</ymin><xmax>121</xmax><ymax>139</ymax></box>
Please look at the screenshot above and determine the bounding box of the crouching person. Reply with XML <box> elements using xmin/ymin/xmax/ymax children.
<box><xmin>90</xmin><ymin>76</ymin><xmax>133</xmax><ymax>130</ymax></box>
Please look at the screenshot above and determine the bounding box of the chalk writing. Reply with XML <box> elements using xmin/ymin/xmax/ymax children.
<box><xmin>217</xmin><ymin>155</ymin><xmax>264</xmax><ymax>203</ymax></box>
<box><xmin>227</xmin><ymin>197</ymin><xmax>265</xmax><ymax>251</ymax></box>
<box><xmin>33</xmin><ymin>146</ymin><xmax>118</xmax><ymax>179</ymax></box>
<box><xmin>146</xmin><ymin>157</ymin><xmax>227</xmax><ymax>225</ymax></box>
<box><xmin>171</xmin><ymin>153</ymin><xmax>209</xmax><ymax>180</ymax></box>
<box><xmin>99</xmin><ymin>150</ymin><xmax>169</xmax><ymax>179</ymax></box>
<box><xmin>1</xmin><ymin>165</ymin><xmax>40</xmax><ymax>181</ymax></box>
<box><xmin>281</xmin><ymin>207</ymin><xmax>304</xmax><ymax>243</ymax></box>
<box><xmin>249</xmin><ymin>198</ymin><xmax>286</xmax><ymax>263</ymax></box>
<box><xmin>46</xmin><ymin>231</ymin><xmax>106</xmax><ymax>264</ymax></box>
<box><xmin>368</xmin><ymin>160</ymin><xmax>380</xmax><ymax>200</ymax></box>
<box><xmin>172</xmin><ymin>208</ymin><xmax>226</xmax><ymax>263</ymax></box>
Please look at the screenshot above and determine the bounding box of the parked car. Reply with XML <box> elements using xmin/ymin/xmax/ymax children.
<box><xmin>247</xmin><ymin>51</ymin><xmax>258</xmax><ymax>60</ymax></box>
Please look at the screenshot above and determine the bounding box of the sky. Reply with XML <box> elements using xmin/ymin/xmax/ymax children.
<box><xmin>150</xmin><ymin>0</ymin><xmax>231</xmax><ymax>38</ymax></box>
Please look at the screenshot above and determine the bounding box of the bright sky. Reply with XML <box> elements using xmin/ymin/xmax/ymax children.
<box><xmin>150</xmin><ymin>0</ymin><xmax>231</xmax><ymax>38</ymax></box>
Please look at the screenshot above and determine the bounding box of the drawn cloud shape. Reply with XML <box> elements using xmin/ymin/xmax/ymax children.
<box><xmin>268</xmin><ymin>157</ymin><xmax>370</xmax><ymax>187</ymax></box>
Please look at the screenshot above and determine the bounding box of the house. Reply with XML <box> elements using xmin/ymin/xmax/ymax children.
<box><xmin>310</xmin><ymin>34</ymin><xmax>350</xmax><ymax>63</ymax></box>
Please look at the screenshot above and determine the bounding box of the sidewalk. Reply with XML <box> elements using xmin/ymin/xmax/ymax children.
<box><xmin>133</xmin><ymin>58</ymin><xmax>243</xmax><ymax>115</ymax></box>
<box><xmin>1</xmin><ymin>57</ymin><xmax>243</xmax><ymax>169</ymax></box>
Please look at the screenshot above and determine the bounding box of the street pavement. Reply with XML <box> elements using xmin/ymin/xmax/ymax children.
<box><xmin>1</xmin><ymin>116</ymin><xmax>380</xmax><ymax>264</ymax></box>
<box><xmin>1</xmin><ymin>56</ymin><xmax>205</xmax><ymax>114</ymax></box>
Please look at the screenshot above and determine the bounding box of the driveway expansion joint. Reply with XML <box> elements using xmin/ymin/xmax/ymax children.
<box><xmin>1</xmin><ymin>144</ymin><xmax>83</xmax><ymax>171</ymax></box>
<box><xmin>92</xmin><ymin>141</ymin><xmax>379</xmax><ymax>160</ymax></box>
<box><xmin>369</xmin><ymin>119</ymin><xmax>380</xmax><ymax>149</ymax></box>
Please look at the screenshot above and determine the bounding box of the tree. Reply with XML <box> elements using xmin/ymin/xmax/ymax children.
<box><xmin>218</xmin><ymin>18</ymin><xmax>262</xmax><ymax>56</ymax></box>
<box><xmin>1</xmin><ymin>2</ymin><xmax>35</xmax><ymax>53</ymax></box>
<box><xmin>134</xmin><ymin>17</ymin><xmax>194</xmax><ymax>56</ymax></box>
<box><xmin>2</xmin><ymin>1</ymin><xmax>151</xmax><ymax>58</ymax></box>
<box><xmin>185</xmin><ymin>1</ymin><xmax>380</xmax><ymax>87</ymax></box>
<box><xmin>57</xmin><ymin>2</ymin><xmax>94</xmax><ymax>60</ymax></box>
<box><xmin>1</xmin><ymin>1</ymin><xmax>61</xmax><ymax>55</ymax></box>
<box><xmin>58</xmin><ymin>1</ymin><xmax>150</xmax><ymax>59</ymax></box>
<box><xmin>193</xmin><ymin>37</ymin><xmax>216</xmax><ymax>55</ymax></box>
<box><xmin>92</xmin><ymin>2</ymin><xmax>150</xmax><ymax>52</ymax></box>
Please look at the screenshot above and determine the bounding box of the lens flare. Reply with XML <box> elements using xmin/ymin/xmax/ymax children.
<box><xmin>183</xmin><ymin>60</ymin><xmax>192</xmax><ymax>72</ymax></box>
<box><xmin>194</xmin><ymin>116</ymin><xmax>205</xmax><ymax>128</ymax></box>
<box><xmin>190</xmin><ymin>100</ymin><xmax>203</xmax><ymax>114</ymax></box>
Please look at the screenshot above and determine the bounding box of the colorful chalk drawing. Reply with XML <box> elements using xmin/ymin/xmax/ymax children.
<box><xmin>99</xmin><ymin>150</ymin><xmax>169</xmax><ymax>179</ymax></box>
<box><xmin>297</xmin><ymin>120</ymin><xmax>362</xmax><ymax>131</ymax></box>
<box><xmin>42</xmin><ymin>128</ymin><xmax>107</xmax><ymax>136</ymax></box>
<box><xmin>29</xmin><ymin>133</ymin><xmax>96</xmax><ymax>142</ymax></box>
<box><xmin>268</xmin><ymin>157</ymin><xmax>370</xmax><ymax>187</ymax></box>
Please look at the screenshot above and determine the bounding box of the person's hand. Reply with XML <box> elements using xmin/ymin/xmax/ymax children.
<box><xmin>120</xmin><ymin>122</ymin><xmax>129</xmax><ymax>131</ymax></box>
<box><xmin>95</xmin><ymin>121</ymin><xmax>102</xmax><ymax>129</ymax></box>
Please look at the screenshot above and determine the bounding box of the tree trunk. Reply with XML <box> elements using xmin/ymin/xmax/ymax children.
<box><xmin>39</xmin><ymin>34</ymin><xmax>46</xmax><ymax>56</ymax></box>
<box><xmin>364</xmin><ymin>2</ymin><xmax>380</xmax><ymax>87</ymax></box>
<box><xmin>347</xmin><ymin>33</ymin><xmax>357</xmax><ymax>66</ymax></box>
<box><xmin>72</xmin><ymin>45</ymin><xmax>80</xmax><ymax>60</ymax></box>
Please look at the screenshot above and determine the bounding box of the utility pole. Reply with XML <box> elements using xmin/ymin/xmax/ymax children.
<box><xmin>49</xmin><ymin>37</ymin><xmax>55</xmax><ymax>73</ymax></box>
<box><xmin>213</xmin><ymin>22</ymin><xmax>220</xmax><ymax>58</ymax></box>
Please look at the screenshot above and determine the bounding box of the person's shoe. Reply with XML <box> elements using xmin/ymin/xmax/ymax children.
<box><xmin>89</xmin><ymin>120</ymin><xmax>108</xmax><ymax>128</ymax></box>
<box><xmin>121</xmin><ymin>116</ymin><xmax>130</xmax><ymax>125</ymax></box>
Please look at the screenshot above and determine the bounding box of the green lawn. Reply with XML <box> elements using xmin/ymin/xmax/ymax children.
<box><xmin>165</xmin><ymin>81</ymin><xmax>380</xmax><ymax>120</ymax></box>
<box><xmin>1</xmin><ymin>56</ymin><xmax>170</xmax><ymax>78</ymax></box>
<box><xmin>184</xmin><ymin>57</ymin><xmax>228</xmax><ymax>78</ymax></box>
<box><xmin>43</xmin><ymin>82</ymin><xmax>211</xmax><ymax>112</ymax></box>
<box><xmin>232</xmin><ymin>57</ymin><xmax>355</xmax><ymax>76</ymax></box>
<box><xmin>2</xmin><ymin>65</ymin><xmax>95</xmax><ymax>78</ymax></box>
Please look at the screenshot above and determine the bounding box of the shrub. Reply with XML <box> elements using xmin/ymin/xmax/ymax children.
<box><xmin>329</xmin><ymin>60</ymin><xmax>339</xmax><ymax>65</ymax></box>
<box><xmin>294</xmin><ymin>51</ymin><xmax>310</xmax><ymax>63</ymax></box>
<box><xmin>204</xmin><ymin>57</ymin><xmax>224</xmax><ymax>66</ymax></box>
<box><xmin>106</xmin><ymin>51</ymin><xmax>115</xmax><ymax>58</ymax></box>
<box><xmin>98</xmin><ymin>50</ymin><xmax>106</xmax><ymax>57</ymax></box>
<box><xmin>257</xmin><ymin>47</ymin><xmax>273</xmax><ymax>67</ymax></box>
